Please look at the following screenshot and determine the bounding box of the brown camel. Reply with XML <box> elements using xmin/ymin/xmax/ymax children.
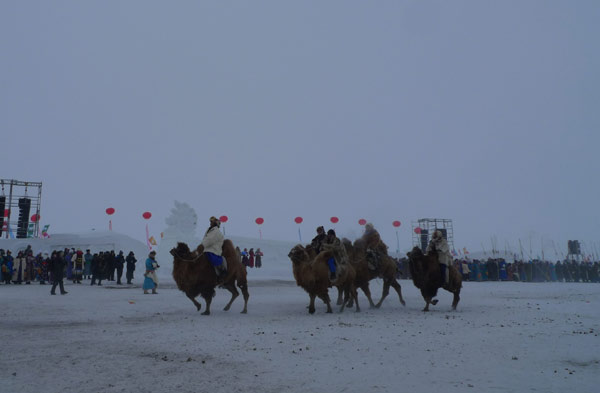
<box><xmin>406</xmin><ymin>246</ymin><xmax>462</xmax><ymax>311</ymax></box>
<box><xmin>288</xmin><ymin>244</ymin><xmax>359</xmax><ymax>314</ymax></box>
<box><xmin>338</xmin><ymin>238</ymin><xmax>406</xmax><ymax>309</ymax></box>
<box><xmin>334</xmin><ymin>261</ymin><xmax>360</xmax><ymax>313</ymax></box>
<box><xmin>170</xmin><ymin>241</ymin><xmax>249</xmax><ymax>315</ymax></box>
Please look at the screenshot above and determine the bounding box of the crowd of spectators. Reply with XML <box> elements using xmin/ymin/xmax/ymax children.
<box><xmin>0</xmin><ymin>246</ymin><xmax>139</xmax><ymax>290</ymax></box>
<box><xmin>396</xmin><ymin>256</ymin><xmax>600</xmax><ymax>283</ymax></box>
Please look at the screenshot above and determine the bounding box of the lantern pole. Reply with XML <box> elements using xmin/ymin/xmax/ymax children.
<box><xmin>396</xmin><ymin>230</ymin><xmax>400</xmax><ymax>254</ymax></box>
<box><xmin>146</xmin><ymin>223</ymin><xmax>152</xmax><ymax>250</ymax></box>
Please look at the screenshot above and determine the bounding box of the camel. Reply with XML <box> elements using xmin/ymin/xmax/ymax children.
<box><xmin>338</xmin><ymin>238</ymin><xmax>406</xmax><ymax>309</ymax></box>
<box><xmin>406</xmin><ymin>246</ymin><xmax>462</xmax><ymax>311</ymax></box>
<box><xmin>170</xmin><ymin>241</ymin><xmax>249</xmax><ymax>315</ymax></box>
<box><xmin>288</xmin><ymin>244</ymin><xmax>359</xmax><ymax>313</ymax></box>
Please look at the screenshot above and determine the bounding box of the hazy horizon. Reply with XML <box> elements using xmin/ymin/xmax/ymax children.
<box><xmin>2</xmin><ymin>1</ymin><xmax>599</xmax><ymax>255</ymax></box>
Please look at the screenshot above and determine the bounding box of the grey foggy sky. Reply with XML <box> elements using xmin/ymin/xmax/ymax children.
<box><xmin>2</xmin><ymin>1</ymin><xmax>599</xmax><ymax>255</ymax></box>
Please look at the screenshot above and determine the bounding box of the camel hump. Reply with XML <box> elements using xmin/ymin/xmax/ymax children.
<box><xmin>223</xmin><ymin>239</ymin><xmax>234</xmax><ymax>250</ymax></box>
<box><xmin>222</xmin><ymin>239</ymin><xmax>236</xmax><ymax>257</ymax></box>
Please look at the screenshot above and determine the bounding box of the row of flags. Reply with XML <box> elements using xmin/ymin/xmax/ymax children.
<box><xmin>451</xmin><ymin>247</ymin><xmax>470</xmax><ymax>257</ymax></box>
<box><xmin>0</xmin><ymin>223</ymin><xmax>50</xmax><ymax>239</ymax></box>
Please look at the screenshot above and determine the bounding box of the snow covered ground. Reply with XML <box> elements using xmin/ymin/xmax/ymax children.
<box><xmin>1</xmin><ymin>273</ymin><xmax>598</xmax><ymax>393</ymax></box>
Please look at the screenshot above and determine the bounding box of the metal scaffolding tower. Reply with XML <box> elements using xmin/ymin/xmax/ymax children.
<box><xmin>411</xmin><ymin>218</ymin><xmax>454</xmax><ymax>251</ymax></box>
<box><xmin>0</xmin><ymin>179</ymin><xmax>43</xmax><ymax>239</ymax></box>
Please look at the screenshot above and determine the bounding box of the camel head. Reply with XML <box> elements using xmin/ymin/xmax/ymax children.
<box><xmin>288</xmin><ymin>244</ymin><xmax>309</xmax><ymax>265</ymax></box>
<box><xmin>170</xmin><ymin>242</ymin><xmax>192</xmax><ymax>259</ymax></box>
<box><xmin>407</xmin><ymin>246</ymin><xmax>424</xmax><ymax>260</ymax></box>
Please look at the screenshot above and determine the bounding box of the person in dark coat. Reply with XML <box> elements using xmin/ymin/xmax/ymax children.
<box><xmin>91</xmin><ymin>252</ymin><xmax>105</xmax><ymax>286</ymax></box>
<box><xmin>310</xmin><ymin>226</ymin><xmax>326</xmax><ymax>254</ymax></box>
<box><xmin>84</xmin><ymin>250</ymin><xmax>93</xmax><ymax>279</ymax></box>
<box><xmin>125</xmin><ymin>251</ymin><xmax>137</xmax><ymax>284</ymax></box>
<box><xmin>104</xmin><ymin>251</ymin><xmax>114</xmax><ymax>282</ymax></box>
<box><xmin>115</xmin><ymin>251</ymin><xmax>125</xmax><ymax>284</ymax></box>
<box><xmin>49</xmin><ymin>251</ymin><xmax>68</xmax><ymax>295</ymax></box>
<box><xmin>255</xmin><ymin>248</ymin><xmax>263</xmax><ymax>268</ymax></box>
<box><xmin>241</xmin><ymin>249</ymin><xmax>249</xmax><ymax>267</ymax></box>
<box><xmin>107</xmin><ymin>250</ymin><xmax>116</xmax><ymax>281</ymax></box>
<box><xmin>555</xmin><ymin>261</ymin><xmax>564</xmax><ymax>282</ymax></box>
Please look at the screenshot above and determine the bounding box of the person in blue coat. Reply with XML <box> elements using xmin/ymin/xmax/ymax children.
<box><xmin>1</xmin><ymin>250</ymin><xmax>14</xmax><ymax>284</ymax></box>
<box><xmin>143</xmin><ymin>251</ymin><xmax>159</xmax><ymax>294</ymax></box>
<box><xmin>498</xmin><ymin>259</ymin><xmax>508</xmax><ymax>281</ymax></box>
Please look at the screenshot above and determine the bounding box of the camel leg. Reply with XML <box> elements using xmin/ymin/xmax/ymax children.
<box><xmin>186</xmin><ymin>292</ymin><xmax>202</xmax><ymax>312</ymax></box>
<box><xmin>352</xmin><ymin>286</ymin><xmax>360</xmax><ymax>312</ymax></box>
<box><xmin>361</xmin><ymin>284</ymin><xmax>376</xmax><ymax>308</ymax></box>
<box><xmin>318</xmin><ymin>293</ymin><xmax>333</xmax><ymax>313</ymax></box>
<box><xmin>336</xmin><ymin>287</ymin><xmax>344</xmax><ymax>306</ymax></box>
<box><xmin>375</xmin><ymin>281</ymin><xmax>391</xmax><ymax>308</ymax></box>
<box><xmin>238</xmin><ymin>282</ymin><xmax>249</xmax><ymax>314</ymax></box>
<box><xmin>201</xmin><ymin>295</ymin><xmax>213</xmax><ymax>316</ymax></box>
<box><xmin>423</xmin><ymin>299</ymin><xmax>431</xmax><ymax>312</ymax></box>
<box><xmin>389</xmin><ymin>279</ymin><xmax>406</xmax><ymax>306</ymax></box>
<box><xmin>308</xmin><ymin>294</ymin><xmax>316</xmax><ymax>314</ymax></box>
<box><xmin>421</xmin><ymin>289</ymin><xmax>431</xmax><ymax>312</ymax></box>
<box><xmin>223</xmin><ymin>283</ymin><xmax>239</xmax><ymax>311</ymax></box>
<box><xmin>451</xmin><ymin>289</ymin><xmax>460</xmax><ymax>310</ymax></box>
<box><xmin>339</xmin><ymin>289</ymin><xmax>348</xmax><ymax>313</ymax></box>
<box><xmin>346</xmin><ymin>287</ymin><xmax>355</xmax><ymax>308</ymax></box>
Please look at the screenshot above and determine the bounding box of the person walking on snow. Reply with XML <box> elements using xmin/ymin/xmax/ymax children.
<box><xmin>143</xmin><ymin>251</ymin><xmax>159</xmax><ymax>294</ymax></box>
<box><xmin>49</xmin><ymin>251</ymin><xmax>68</xmax><ymax>295</ymax></box>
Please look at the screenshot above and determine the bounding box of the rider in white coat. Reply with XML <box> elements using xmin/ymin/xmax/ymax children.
<box><xmin>426</xmin><ymin>230</ymin><xmax>453</xmax><ymax>284</ymax></box>
<box><xmin>199</xmin><ymin>216</ymin><xmax>227</xmax><ymax>278</ymax></box>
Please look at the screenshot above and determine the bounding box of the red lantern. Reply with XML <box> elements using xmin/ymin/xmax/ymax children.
<box><xmin>414</xmin><ymin>227</ymin><xmax>422</xmax><ymax>234</ymax></box>
<box><xmin>294</xmin><ymin>216</ymin><xmax>303</xmax><ymax>224</ymax></box>
<box><xmin>330</xmin><ymin>217</ymin><xmax>339</xmax><ymax>224</ymax></box>
<box><xmin>219</xmin><ymin>215</ymin><xmax>228</xmax><ymax>223</ymax></box>
<box><xmin>142</xmin><ymin>212</ymin><xmax>152</xmax><ymax>220</ymax></box>
<box><xmin>30</xmin><ymin>214</ymin><xmax>40</xmax><ymax>222</ymax></box>
<box><xmin>358</xmin><ymin>219</ymin><xmax>367</xmax><ymax>226</ymax></box>
<box><xmin>255</xmin><ymin>217</ymin><xmax>264</xmax><ymax>225</ymax></box>
<box><xmin>393</xmin><ymin>220</ymin><xmax>401</xmax><ymax>228</ymax></box>
<box><xmin>106</xmin><ymin>208</ymin><xmax>115</xmax><ymax>215</ymax></box>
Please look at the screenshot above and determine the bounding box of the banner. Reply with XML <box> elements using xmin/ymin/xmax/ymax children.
<box><xmin>149</xmin><ymin>236</ymin><xmax>157</xmax><ymax>246</ymax></box>
<box><xmin>41</xmin><ymin>224</ymin><xmax>50</xmax><ymax>238</ymax></box>
<box><xmin>145</xmin><ymin>224</ymin><xmax>152</xmax><ymax>250</ymax></box>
